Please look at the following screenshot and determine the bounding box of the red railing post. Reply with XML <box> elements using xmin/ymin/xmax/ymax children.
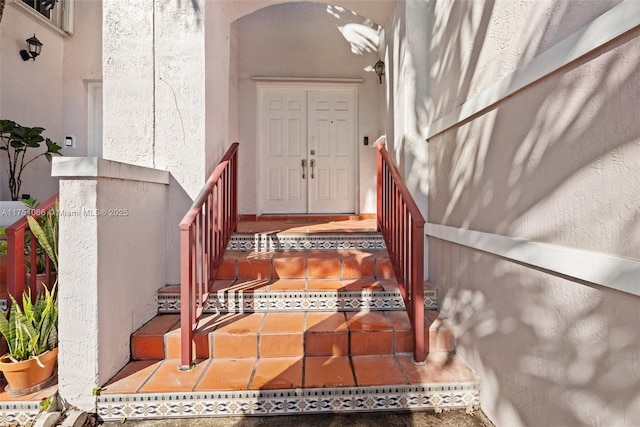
<box><xmin>179</xmin><ymin>223</ymin><xmax>194</xmax><ymax>369</ymax></box>
<box><xmin>179</xmin><ymin>143</ymin><xmax>239</xmax><ymax>370</ymax></box>
<box><xmin>412</xmin><ymin>221</ymin><xmax>425</xmax><ymax>363</ymax></box>
<box><xmin>6</xmin><ymin>227</ymin><xmax>26</xmax><ymax>301</ymax></box>
<box><xmin>376</xmin><ymin>148</ymin><xmax>383</xmax><ymax>232</ymax></box>
<box><xmin>376</xmin><ymin>143</ymin><xmax>426</xmax><ymax>364</ymax></box>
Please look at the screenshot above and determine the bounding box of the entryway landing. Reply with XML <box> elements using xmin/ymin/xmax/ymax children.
<box><xmin>236</xmin><ymin>215</ymin><xmax>376</xmax><ymax>234</ymax></box>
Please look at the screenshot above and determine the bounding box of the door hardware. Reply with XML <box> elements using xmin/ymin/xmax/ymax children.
<box><xmin>310</xmin><ymin>159</ymin><xmax>316</xmax><ymax>179</ymax></box>
<box><xmin>301</xmin><ymin>159</ymin><xmax>307</xmax><ymax>179</ymax></box>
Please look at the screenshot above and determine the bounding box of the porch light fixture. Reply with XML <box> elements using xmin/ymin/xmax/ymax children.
<box><xmin>20</xmin><ymin>35</ymin><xmax>43</xmax><ymax>61</ymax></box>
<box><xmin>374</xmin><ymin>59</ymin><xmax>385</xmax><ymax>84</ymax></box>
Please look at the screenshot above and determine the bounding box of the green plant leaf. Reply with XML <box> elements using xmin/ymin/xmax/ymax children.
<box><xmin>0</xmin><ymin>284</ymin><xmax>58</xmax><ymax>360</ymax></box>
<box><xmin>27</xmin><ymin>213</ymin><xmax>58</xmax><ymax>271</ymax></box>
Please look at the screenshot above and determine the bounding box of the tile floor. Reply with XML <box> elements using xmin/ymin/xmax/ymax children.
<box><xmin>0</xmin><ymin>378</ymin><xmax>58</xmax><ymax>425</ymax></box>
<box><xmin>215</xmin><ymin>250</ymin><xmax>394</xmax><ymax>281</ymax></box>
<box><xmin>101</xmin><ymin>352</ymin><xmax>477</xmax><ymax>395</ymax></box>
<box><xmin>131</xmin><ymin>311</ymin><xmax>437</xmax><ymax>361</ymax></box>
<box><xmin>236</xmin><ymin>217</ymin><xmax>377</xmax><ymax>234</ymax></box>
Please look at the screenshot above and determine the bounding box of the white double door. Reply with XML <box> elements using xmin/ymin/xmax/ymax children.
<box><xmin>258</xmin><ymin>86</ymin><xmax>357</xmax><ymax>214</ymax></box>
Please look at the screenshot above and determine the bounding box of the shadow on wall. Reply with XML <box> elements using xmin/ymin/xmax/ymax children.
<box><xmin>158</xmin><ymin>0</ymin><xmax>202</xmax><ymax>27</ymax></box>
<box><xmin>427</xmin><ymin>2</ymin><xmax>640</xmax><ymax>426</ymax></box>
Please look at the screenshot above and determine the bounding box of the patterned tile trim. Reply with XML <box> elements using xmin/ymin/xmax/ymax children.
<box><xmin>158</xmin><ymin>289</ymin><xmax>438</xmax><ymax>313</ymax></box>
<box><xmin>0</xmin><ymin>399</ymin><xmax>49</xmax><ymax>426</ymax></box>
<box><xmin>228</xmin><ymin>234</ymin><xmax>386</xmax><ymax>252</ymax></box>
<box><xmin>97</xmin><ymin>382</ymin><xmax>480</xmax><ymax>421</ymax></box>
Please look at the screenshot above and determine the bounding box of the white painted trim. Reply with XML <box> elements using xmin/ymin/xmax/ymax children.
<box><xmin>252</xmin><ymin>76</ymin><xmax>364</xmax><ymax>84</ymax></box>
<box><xmin>426</xmin><ymin>223</ymin><xmax>640</xmax><ymax>297</ymax></box>
<box><xmin>425</xmin><ymin>0</ymin><xmax>640</xmax><ymax>139</ymax></box>
<box><xmin>61</xmin><ymin>0</ymin><xmax>74</xmax><ymax>34</ymax></box>
<box><xmin>52</xmin><ymin>157</ymin><xmax>170</xmax><ymax>185</ymax></box>
<box><xmin>87</xmin><ymin>82</ymin><xmax>103</xmax><ymax>158</ymax></box>
<box><xmin>10</xmin><ymin>0</ymin><xmax>72</xmax><ymax>37</ymax></box>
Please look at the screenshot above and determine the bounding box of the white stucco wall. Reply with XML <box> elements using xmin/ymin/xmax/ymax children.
<box><xmin>0</xmin><ymin>2</ymin><xmax>64</xmax><ymax>201</ymax></box>
<box><xmin>220</xmin><ymin>0</ymin><xmax>395</xmax><ymax>27</ymax></box>
<box><xmin>205</xmin><ymin>0</ymin><xmax>233</xmax><ymax>176</ymax></box>
<box><xmin>62</xmin><ymin>0</ymin><xmax>102</xmax><ymax>158</ymax></box>
<box><xmin>0</xmin><ymin>0</ymin><xmax>101</xmax><ymax>202</ymax></box>
<box><xmin>54</xmin><ymin>157</ymin><xmax>169</xmax><ymax>411</ymax></box>
<box><xmin>411</xmin><ymin>1</ymin><xmax>640</xmax><ymax>426</ymax></box>
<box><xmin>235</xmin><ymin>2</ymin><xmax>381</xmax><ymax>214</ymax></box>
<box><xmin>102</xmin><ymin>0</ymin><xmax>237</xmax><ymax>284</ymax></box>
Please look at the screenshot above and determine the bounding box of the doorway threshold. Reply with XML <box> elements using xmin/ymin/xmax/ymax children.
<box><xmin>241</xmin><ymin>214</ymin><xmax>374</xmax><ymax>222</ymax></box>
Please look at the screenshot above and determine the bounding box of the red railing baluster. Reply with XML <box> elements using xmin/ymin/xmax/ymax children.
<box><xmin>179</xmin><ymin>143</ymin><xmax>239</xmax><ymax>369</ymax></box>
<box><xmin>6</xmin><ymin>194</ymin><xmax>58</xmax><ymax>306</ymax></box>
<box><xmin>375</xmin><ymin>141</ymin><xmax>426</xmax><ymax>363</ymax></box>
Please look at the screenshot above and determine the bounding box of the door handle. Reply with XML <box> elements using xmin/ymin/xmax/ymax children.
<box><xmin>310</xmin><ymin>159</ymin><xmax>315</xmax><ymax>179</ymax></box>
<box><xmin>301</xmin><ymin>159</ymin><xmax>307</xmax><ymax>179</ymax></box>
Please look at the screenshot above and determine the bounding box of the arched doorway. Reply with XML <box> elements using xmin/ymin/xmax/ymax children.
<box><xmin>231</xmin><ymin>1</ymin><xmax>392</xmax><ymax>215</ymax></box>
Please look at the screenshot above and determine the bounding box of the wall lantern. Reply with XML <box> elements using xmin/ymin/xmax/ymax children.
<box><xmin>20</xmin><ymin>35</ymin><xmax>43</xmax><ymax>61</ymax></box>
<box><xmin>374</xmin><ymin>59</ymin><xmax>385</xmax><ymax>84</ymax></box>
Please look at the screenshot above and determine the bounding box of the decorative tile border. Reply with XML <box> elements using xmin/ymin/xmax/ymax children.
<box><xmin>228</xmin><ymin>233</ymin><xmax>386</xmax><ymax>252</ymax></box>
<box><xmin>97</xmin><ymin>382</ymin><xmax>480</xmax><ymax>421</ymax></box>
<box><xmin>158</xmin><ymin>289</ymin><xmax>438</xmax><ymax>314</ymax></box>
<box><xmin>0</xmin><ymin>399</ymin><xmax>50</xmax><ymax>426</ymax></box>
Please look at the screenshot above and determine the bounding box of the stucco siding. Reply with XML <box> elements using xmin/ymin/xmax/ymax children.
<box><xmin>0</xmin><ymin>3</ymin><xmax>64</xmax><ymax>201</ymax></box>
<box><xmin>423</xmin><ymin>1</ymin><xmax>640</xmax><ymax>426</ymax></box>
<box><xmin>55</xmin><ymin>158</ymin><xmax>169</xmax><ymax>411</ymax></box>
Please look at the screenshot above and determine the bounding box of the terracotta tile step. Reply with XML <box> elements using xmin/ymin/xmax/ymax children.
<box><xmin>158</xmin><ymin>280</ymin><xmax>438</xmax><ymax>314</ymax></box>
<box><xmin>104</xmin><ymin>352</ymin><xmax>477</xmax><ymax>396</ymax></box>
<box><xmin>130</xmin><ymin>311</ymin><xmax>455</xmax><ymax>361</ymax></box>
<box><xmin>214</xmin><ymin>250</ymin><xmax>395</xmax><ymax>281</ymax></box>
<box><xmin>99</xmin><ymin>350</ymin><xmax>480</xmax><ymax>421</ymax></box>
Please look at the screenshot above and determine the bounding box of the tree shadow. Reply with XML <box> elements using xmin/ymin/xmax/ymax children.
<box><xmin>424</xmin><ymin>2</ymin><xmax>640</xmax><ymax>425</ymax></box>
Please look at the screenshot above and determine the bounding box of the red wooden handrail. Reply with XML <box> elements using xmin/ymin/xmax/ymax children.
<box><xmin>6</xmin><ymin>194</ymin><xmax>58</xmax><ymax>303</ymax></box>
<box><xmin>376</xmin><ymin>141</ymin><xmax>426</xmax><ymax>363</ymax></box>
<box><xmin>179</xmin><ymin>143</ymin><xmax>238</xmax><ymax>369</ymax></box>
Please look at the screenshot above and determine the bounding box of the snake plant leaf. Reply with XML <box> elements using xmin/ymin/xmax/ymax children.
<box><xmin>0</xmin><ymin>284</ymin><xmax>58</xmax><ymax>361</ymax></box>
<box><xmin>26</xmin><ymin>208</ymin><xmax>58</xmax><ymax>271</ymax></box>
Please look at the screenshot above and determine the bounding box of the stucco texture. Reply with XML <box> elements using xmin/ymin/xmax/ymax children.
<box><xmin>58</xmin><ymin>168</ymin><xmax>168</xmax><ymax>410</ymax></box>
<box><xmin>0</xmin><ymin>0</ymin><xmax>101</xmax><ymax>201</ymax></box>
<box><xmin>0</xmin><ymin>3</ymin><xmax>63</xmax><ymax>201</ymax></box>
<box><xmin>422</xmin><ymin>1</ymin><xmax>640</xmax><ymax>426</ymax></box>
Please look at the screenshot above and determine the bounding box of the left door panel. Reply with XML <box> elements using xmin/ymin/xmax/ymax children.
<box><xmin>259</xmin><ymin>87</ymin><xmax>308</xmax><ymax>214</ymax></box>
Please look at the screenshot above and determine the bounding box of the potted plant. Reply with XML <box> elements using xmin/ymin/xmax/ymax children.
<box><xmin>0</xmin><ymin>284</ymin><xmax>57</xmax><ymax>395</ymax></box>
<box><xmin>0</xmin><ymin>119</ymin><xmax>62</xmax><ymax>202</ymax></box>
<box><xmin>0</xmin><ymin>203</ymin><xmax>59</xmax><ymax>395</ymax></box>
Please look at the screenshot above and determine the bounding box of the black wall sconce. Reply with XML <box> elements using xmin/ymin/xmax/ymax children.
<box><xmin>20</xmin><ymin>34</ymin><xmax>43</xmax><ymax>61</ymax></box>
<box><xmin>374</xmin><ymin>59</ymin><xmax>385</xmax><ymax>84</ymax></box>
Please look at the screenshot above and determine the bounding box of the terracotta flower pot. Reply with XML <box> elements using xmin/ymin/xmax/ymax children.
<box><xmin>0</xmin><ymin>347</ymin><xmax>58</xmax><ymax>395</ymax></box>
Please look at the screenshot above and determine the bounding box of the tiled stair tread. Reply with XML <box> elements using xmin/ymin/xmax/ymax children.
<box><xmin>98</xmin><ymin>353</ymin><xmax>479</xmax><ymax>421</ymax></box>
<box><xmin>215</xmin><ymin>250</ymin><xmax>395</xmax><ymax>280</ymax></box>
<box><xmin>159</xmin><ymin>279</ymin><xmax>437</xmax><ymax>294</ymax></box>
<box><xmin>0</xmin><ymin>381</ymin><xmax>58</xmax><ymax>426</ymax></box>
<box><xmin>131</xmin><ymin>311</ymin><xmax>455</xmax><ymax>360</ymax></box>
<box><xmin>228</xmin><ymin>234</ymin><xmax>386</xmax><ymax>252</ymax></box>
<box><xmin>103</xmin><ymin>353</ymin><xmax>478</xmax><ymax>395</ymax></box>
<box><xmin>157</xmin><ymin>280</ymin><xmax>438</xmax><ymax>313</ymax></box>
